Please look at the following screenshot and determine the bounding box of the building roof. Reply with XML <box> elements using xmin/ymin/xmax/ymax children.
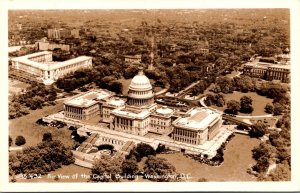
<box><xmin>112</xmin><ymin>106</ymin><xmax>151</xmax><ymax>119</ymax></box>
<box><xmin>11</xmin><ymin>51</ymin><xmax>92</xmax><ymax>71</ymax></box>
<box><xmin>64</xmin><ymin>90</ymin><xmax>112</xmax><ymax>108</ymax></box>
<box><xmin>155</xmin><ymin>106</ymin><xmax>174</xmax><ymax>117</ymax></box>
<box><xmin>106</xmin><ymin>97</ymin><xmax>126</xmax><ymax>107</ymax></box>
<box><xmin>124</xmin><ymin>54</ymin><xmax>141</xmax><ymax>59</ymax></box>
<box><xmin>173</xmin><ymin>107</ymin><xmax>221</xmax><ymax>131</ymax></box>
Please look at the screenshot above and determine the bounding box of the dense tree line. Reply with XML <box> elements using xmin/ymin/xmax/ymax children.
<box><xmin>90</xmin><ymin>143</ymin><xmax>178</xmax><ymax>182</ymax></box>
<box><xmin>9</xmin><ymin>83</ymin><xmax>58</xmax><ymax>119</ymax></box>
<box><xmin>9</xmin><ymin>140</ymin><xmax>74</xmax><ymax>177</ymax></box>
<box><xmin>250</xmin><ymin>114</ymin><xmax>291</xmax><ymax>181</ymax></box>
<box><xmin>204</xmin><ymin>94</ymin><xmax>225</xmax><ymax>107</ymax></box>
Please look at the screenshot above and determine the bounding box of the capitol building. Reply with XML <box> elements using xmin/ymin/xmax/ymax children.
<box><xmin>45</xmin><ymin>68</ymin><xmax>233</xmax><ymax>161</ymax></box>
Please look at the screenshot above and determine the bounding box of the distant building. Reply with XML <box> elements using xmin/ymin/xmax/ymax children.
<box><xmin>36</xmin><ymin>39</ymin><xmax>70</xmax><ymax>52</ymax></box>
<box><xmin>11</xmin><ymin>51</ymin><xmax>92</xmax><ymax>85</ymax></box>
<box><xmin>48</xmin><ymin>28</ymin><xmax>79</xmax><ymax>39</ymax></box>
<box><xmin>124</xmin><ymin>55</ymin><xmax>142</xmax><ymax>64</ymax></box>
<box><xmin>243</xmin><ymin>56</ymin><xmax>290</xmax><ymax>83</ymax></box>
<box><xmin>71</xmin><ymin>29</ymin><xmax>80</xmax><ymax>38</ymax></box>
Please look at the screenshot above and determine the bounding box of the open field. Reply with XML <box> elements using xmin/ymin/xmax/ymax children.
<box><xmin>209</xmin><ymin>91</ymin><xmax>273</xmax><ymax>116</ymax></box>
<box><xmin>157</xmin><ymin>134</ymin><xmax>260</xmax><ymax>182</ymax></box>
<box><xmin>8</xmin><ymin>79</ymin><xmax>30</xmax><ymax>97</ymax></box>
<box><xmin>9</xmin><ymin>101</ymin><xmax>74</xmax><ymax>148</ymax></box>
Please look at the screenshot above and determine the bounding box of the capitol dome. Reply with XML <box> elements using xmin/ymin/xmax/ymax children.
<box><xmin>129</xmin><ymin>70</ymin><xmax>152</xmax><ymax>91</ymax></box>
<box><xmin>127</xmin><ymin>68</ymin><xmax>154</xmax><ymax>106</ymax></box>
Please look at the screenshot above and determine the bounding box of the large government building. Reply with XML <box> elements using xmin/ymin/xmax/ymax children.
<box><xmin>59</xmin><ymin>68</ymin><xmax>230</xmax><ymax>158</ymax></box>
<box><xmin>243</xmin><ymin>55</ymin><xmax>290</xmax><ymax>83</ymax></box>
<box><xmin>11</xmin><ymin>51</ymin><xmax>92</xmax><ymax>85</ymax></box>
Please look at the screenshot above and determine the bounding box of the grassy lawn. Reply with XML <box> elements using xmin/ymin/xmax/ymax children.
<box><xmin>157</xmin><ymin>134</ymin><xmax>260</xmax><ymax>182</ymax></box>
<box><xmin>209</xmin><ymin>91</ymin><xmax>273</xmax><ymax>116</ymax></box>
<box><xmin>9</xmin><ymin>101</ymin><xmax>74</xmax><ymax>148</ymax></box>
<box><xmin>9</xmin><ymin>79</ymin><xmax>30</xmax><ymax>96</ymax></box>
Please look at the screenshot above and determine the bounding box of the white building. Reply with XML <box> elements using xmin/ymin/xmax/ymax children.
<box><xmin>172</xmin><ymin>107</ymin><xmax>223</xmax><ymax>145</ymax></box>
<box><xmin>11</xmin><ymin>51</ymin><xmax>92</xmax><ymax>85</ymax></box>
<box><xmin>59</xmin><ymin>69</ymin><xmax>230</xmax><ymax>157</ymax></box>
<box><xmin>124</xmin><ymin>55</ymin><xmax>142</xmax><ymax>64</ymax></box>
<box><xmin>64</xmin><ymin>89</ymin><xmax>113</xmax><ymax>120</ymax></box>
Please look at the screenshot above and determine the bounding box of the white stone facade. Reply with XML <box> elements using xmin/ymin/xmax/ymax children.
<box><xmin>11</xmin><ymin>51</ymin><xmax>92</xmax><ymax>85</ymax></box>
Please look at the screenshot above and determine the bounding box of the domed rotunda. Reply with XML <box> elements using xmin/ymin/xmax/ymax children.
<box><xmin>127</xmin><ymin>68</ymin><xmax>154</xmax><ymax>106</ymax></box>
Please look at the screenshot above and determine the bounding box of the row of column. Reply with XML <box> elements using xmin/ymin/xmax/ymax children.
<box><xmin>115</xmin><ymin>117</ymin><xmax>133</xmax><ymax>127</ymax></box>
<box><xmin>66</xmin><ymin>105</ymin><xmax>83</xmax><ymax>115</ymax></box>
<box><xmin>267</xmin><ymin>70</ymin><xmax>289</xmax><ymax>81</ymax></box>
<box><xmin>174</xmin><ymin>128</ymin><xmax>197</xmax><ymax>139</ymax></box>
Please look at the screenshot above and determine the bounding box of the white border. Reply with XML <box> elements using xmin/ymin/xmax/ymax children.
<box><xmin>1</xmin><ymin>0</ymin><xmax>300</xmax><ymax>192</ymax></box>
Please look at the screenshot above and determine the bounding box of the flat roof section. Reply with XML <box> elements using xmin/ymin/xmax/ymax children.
<box><xmin>174</xmin><ymin>107</ymin><xmax>221</xmax><ymax>131</ymax></box>
<box><xmin>11</xmin><ymin>51</ymin><xmax>92</xmax><ymax>71</ymax></box>
<box><xmin>65</xmin><ymin>90</ymin><xmax>112</xmax><ymax>108</ymax></box>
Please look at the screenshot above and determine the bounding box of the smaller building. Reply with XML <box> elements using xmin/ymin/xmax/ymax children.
<box><xmin>124</xmin><ymin>55</ymin><xmax>142</xmax><ymax>64</ymax></box>
<box><xmin>11</xmin><ymin>51</ymin><xmax>92</xmax><ymax>85</ymax></box>
<box><xmin>111</xmin><ymin>106</ymin><xmax>151</xmax><ymax>136</ymax></box>
<box><xmin>172</xmin><ymin>107</ymin><xmax>223</xmax><ymax>145</ymax></box>
<box><xmin>101</xmin><ymin>97</ymin><xmax>126</xmax><ymax>123</ymax></box>
<box><xmin>36</xmin><ymin>40</ymin><xmax>70</xmax><ymax>52</ymax></box>
<box><xmin>243</xmin><ymin>57</ymin><xmax>290</xmax><ymax>83</ymax></box>
<box><xmin>150</xmin><ymin>106</ymin><xmax>174</xmax><ymax>134</ymax></box>
<box><xmin>64</xmin><ymin>90</ymin><xmax>113</xmax><ymax>120</ymax></box>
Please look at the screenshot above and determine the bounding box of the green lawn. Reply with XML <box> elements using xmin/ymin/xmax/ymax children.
<box><xmin>9</xmin><ymin>101</ymin><xmax>74</xmax><ymax>148</ymax></box>
<box><xmin>210</xmin><ymin>91</ymin><xmax>274</xmax><ymax>116</ymax></box>
<box><xmin>157</xmin><ymin>134</ymin><xmax>260</xmax><ymax>182</ymax></box>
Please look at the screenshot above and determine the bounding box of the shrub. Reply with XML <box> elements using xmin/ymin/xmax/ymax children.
<box><xmin>9</xmin><ymin>136</ymin><xmax>13</xmax><ymax>147</ymax></box>
<box><xmin>15</xmin><ymin>136</ymin><xmax>26</xmax><ymax>146</ymax></box>
<box><xmin>42</xmin><ymin>132</ymin><xmax>53</xmax><ymax>142</ymax></box>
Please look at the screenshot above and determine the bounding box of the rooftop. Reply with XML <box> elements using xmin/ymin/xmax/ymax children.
<box><xmin>173</xmin><ymin>107</ymin><xmax>221</xmax><ymax>131</ymax></box>
<box><xmin>112</xmin><ymin>106</ymin><xmax>151</xmax><ymax>119</ymax></box>
<box><xmin>65</xmin><ymin>90</ymin><xmax>112</xmax><ymax>107</ymax></box>
<box><xmin>11</xmin><ymin>51</ymin><xmax>92</xmax><ymax>71</ymax></box>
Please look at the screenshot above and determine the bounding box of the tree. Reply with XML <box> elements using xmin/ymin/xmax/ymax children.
<box><xmin>225</xmin><ymin>100</ymin><xmax>240</xmax><ymax>115</ymax></box>
<box><xmin>42</xmin><ymin>132</ymin><xmax>53</xmax><ymax>142</ymax></box>
<box><xmin>240</xmin><ymin>96</ymin><xmax>253</xmax><ymax>113</ymax></box>
<box><xmin>90</xmin><ymin>155</ymin><xmax>122</xmax><ymax>182</ymax></box>
<box><xmin>15</xmin><ymin>136</ymin><xmax>26</xmax><ymax>146</ymax></box>
<box><xmin>252</xmin><ymin>142</ymin><xmax>277</xmax><ymax>161</ymax></box>
<box><xmin>264</xmin><ymin>103</ymin><xmax>274</xmax><ymax>114</ymax></box>
<box><xmin>267</xmin><ymin>163</ymin><xmax>291</xmax><ymax>181</ymax></box>
<box><xmin>273</xmin><ymin>102</ymin><xmax>284</xmax><ymax>115</ymax></box>
<box><xmin>136</xmin><ymin>143</ymin><xmax>156</xmax><ymax>158</ymax></box>
<box><xmin>9</xmin><ymin>140</ymin><xmax>74</xmax><ymax>176</ymax></box>
<box><xmin>143</xmin><ymin>155</ymin><xmax>177</xmax><ymax>182</ymax></box>
<box><xmin>249</xmin><ymin>122</ymin><xmax>268</xmax><ymax>138</ymax></box>
<box><xmin>108</xmin><ymin>81</ymin><xmax>123</xmax><ymax>94</ymax></box>
<box><xmin>198</xmin><ymin>178</ymin><xmax>208</xmax><ymax>182</ymax></box>
<box><xmin>121</xmin><ymin>159</ymin><xmax>139</xmax><ymax>180</ymax></box>
<box><xmin>9</xmin><ymin>136</ymin><xmax>13</xmax><ymax>147</ymax></box>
